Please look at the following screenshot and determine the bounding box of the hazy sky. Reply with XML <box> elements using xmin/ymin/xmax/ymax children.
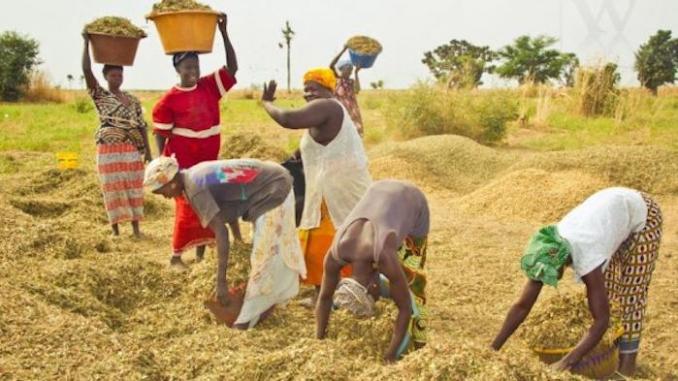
<box><xmin>2</xmin><ymin>0</ymin><xmax>676</xmax><ymax>89</ymax></box>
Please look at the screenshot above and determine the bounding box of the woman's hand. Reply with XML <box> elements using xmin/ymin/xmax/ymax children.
<box><xmin>216</xmin><ymin>281</ymin><xmax>230</xmax><ymax>307</ymax></box>
<box><xmin>262</xmin><ymin>80</ymin><xmax>277</xmax><ymax>102</ymax></box>
<box><xmin>217</xmin><ymin>13</ymin><xmax>228</xmax><ymax>34</ymax></box>
<box><xmin>549</xmin><ymin>357</ymin><xmax>573</xmax><ymax>372</ymax></box>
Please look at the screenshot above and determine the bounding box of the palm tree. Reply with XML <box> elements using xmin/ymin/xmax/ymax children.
<box><xmin>280</xmin><ymin>21</ymin><xmax>295</xmax><ymax>93</ymax></box>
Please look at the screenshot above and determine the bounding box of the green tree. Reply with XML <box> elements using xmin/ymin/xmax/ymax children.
<box><xmin>422</xmin><ymin>39</ymin><xmax>496</xmax><ymax>89</ymax></box>
<box><xmin>496</xmin><ymin>35</ymin><xmax>578</xmax><ymax>85</ymax></box>
<box><xmin>0</xmin><ymin>31</ymin><xmax>40</xmax><ymax>101</ymax></box>
<box><xmin>634</xmin><ymin>30</ymin><xmax>678</xmax><ymax>95</ymax></box>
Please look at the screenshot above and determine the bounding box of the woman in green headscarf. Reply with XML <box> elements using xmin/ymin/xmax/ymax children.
<box><xmin>491</xmin><ymin>187</ymin><xmax>662</xmax><ymax>377</ymax></box>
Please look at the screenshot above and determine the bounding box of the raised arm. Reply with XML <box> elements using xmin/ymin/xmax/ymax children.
<box><xmin>81</xmin><ymin>32</ymin><xmax>98</xmax><ymax>90</ymax></box>
<box><xmin>261</xmin><ymin>81</ymin><xmax>332</xmax><ymax>129</ymax></box>
<box><xmin>552</xmin><ymin>266</ymin><xmax>610</xmax><ymax>371</ymax></box>
<box><xmin>329</xmin><ymin>46</ymin><xmax>348</xmax><ymax>78</ymax></box>
<box><xmin>491</xmin><ymin>279</ymin><xmax>543</xmax><ymax>350</ymax></box>
<box><xmin>217</xmin><ymin>13</ymin><xmax>238</xmax><ymax>76</ymax></box>
<box><xmin>354</xmin><ymin>66</ymin><xmax>362</xmax><ymax>94</ymax></box>
<box><xmin>316</xmin><ymin>254</ymin><xmax>342</xmax><ymax>340</ymax></box>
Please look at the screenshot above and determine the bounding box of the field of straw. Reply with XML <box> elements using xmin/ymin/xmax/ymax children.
<box><xmin>0</xmin><ymin>87</ymin><xmax>676</xmax><ymax>380</ymax></box>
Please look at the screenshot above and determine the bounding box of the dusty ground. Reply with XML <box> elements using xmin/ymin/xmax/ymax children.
<box><xmin>0</xmin><ymin>135</ymin><xmax>676</xmax><ymax>380</ymax></box>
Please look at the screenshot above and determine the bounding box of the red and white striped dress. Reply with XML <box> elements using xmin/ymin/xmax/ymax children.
<box><xmin>152</xmin><ymin>67</ymin><xmax>236</xmax><ymax>254</ymax></box>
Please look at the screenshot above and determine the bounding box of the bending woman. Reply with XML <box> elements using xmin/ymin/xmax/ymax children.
<box><xmin>144</xmin><ymin>156</ymin><xmax>306</xmax><ymax>328</ymax></box>
<box><xmin>491</xmin><ymin>187</ymin><xmax>662</xmax><ymax>377</ymax></box>
<box><xmin>316</xmin><ymin>180</ymin><xmax>429</xmax><ymax>362</ymax></box>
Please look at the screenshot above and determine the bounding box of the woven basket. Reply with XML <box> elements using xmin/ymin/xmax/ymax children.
<box><xmin>533</xmin><ymin>326</ymin><xmax>625</xmax><ymax>379</ymax></box>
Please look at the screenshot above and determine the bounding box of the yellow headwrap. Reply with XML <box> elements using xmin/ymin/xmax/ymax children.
<box><xmin>303</xmin><ymin>67</ymin><xmax>337</xmax><ymax>91</ymax></box>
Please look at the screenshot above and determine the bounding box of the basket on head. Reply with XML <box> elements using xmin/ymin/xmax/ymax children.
<box><xmin>89</xmin><ymin>33</ymin><xmax>144</xmax><ymax>66</ymax></box>
<box><xmin>533</xmin><ymin>325</ymin><xmax>625</xmax><ymax>379</ymax></box>
<box><xmin>146</xmin><ymin>10</ymin><xmax>219</xmax><ymax>54</ymax></box>
<box><xmin>348</xmin><ymin>50</ymin><xmax>378</xmax><ymax>69</ymax></box>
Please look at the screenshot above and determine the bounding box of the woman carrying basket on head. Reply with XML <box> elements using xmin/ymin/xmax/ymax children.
<box><xmin>82</xmin><ymin>31</ymin><xmax>152</xmax><ymax>238</ymax></box>
<box><xmin>329</xmin><ymin>46</ymin><xmax>363</xmax><ymax>136</ymax></box>
<box><xmin>152</xmin><ymin>13</ymin><xmax>241</xmax><ymax>269</ymax></box>
<box><xmin>491</xmin><ymin>187</ymin><xmax>663</xmax><ymax>377</ymax></box>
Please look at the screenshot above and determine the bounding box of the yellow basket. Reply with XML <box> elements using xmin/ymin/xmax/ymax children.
<box><xmin>532</xmin><ymin>326</ymin><xmax>625</xmax><ymax>379</ymax></box>
<box><xmin>56</xmin><ymin>152</ymin><xmax>79</xmax><ymax>170</ymax></box>
<box><xmin>146</xmin><ymin>10</ymin><xmax>219</xmax><ymax>54</ymax></box>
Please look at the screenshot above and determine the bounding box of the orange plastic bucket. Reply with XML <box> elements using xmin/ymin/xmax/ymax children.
<box><xmin>147</xmin><ymin>10</ymin><xmax>219</xmax><ymax>54</ymax></box>
<box><xmin>89</xmin><ymin>33</ymin><xmax>144</xmax><ymax>66</ymax></box>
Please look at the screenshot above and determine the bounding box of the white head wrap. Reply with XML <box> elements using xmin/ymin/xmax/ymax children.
<box><xmin>143</xmin><ymin>155</ymin><xmax>179</xmax><ymax>191</ymax></box>
<box><xmin>333</xmin><ymin>278</ymin><xmax>376</xmax><ymax>318</ymax></box>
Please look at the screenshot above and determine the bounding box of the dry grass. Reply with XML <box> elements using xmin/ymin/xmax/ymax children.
<box><xmin>1</xmin><ymin>89</ymin><xmax>677</xmax><ymax>380</ymax></box>
<box><xmin>21</xmin><ymin>71</ymin><xmax>65</xmax><ymax>103</ymax></box>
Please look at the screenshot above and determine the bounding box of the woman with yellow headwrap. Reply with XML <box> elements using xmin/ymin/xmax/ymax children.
<box><xmin>261</xmin><ymin>69</ymin><xmax>372</xmax><ymax>306</ymax></box>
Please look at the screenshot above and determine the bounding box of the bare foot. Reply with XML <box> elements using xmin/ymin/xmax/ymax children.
<box><xmin>169</xmin><ymin>256</ymin><xmax>189</xmax><ymax>271</ymax></box>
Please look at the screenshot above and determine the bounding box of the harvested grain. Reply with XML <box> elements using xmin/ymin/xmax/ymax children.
<box><xmin>85</xmin><ymin>17</ymin><xmax>147</xmax><ymax>38</ymax></box>
<box><xmin>521</xmin><ymin>292</ymin><xmax>621</xmax><ymax>350</ymax></box>
<box><xmin>150</xmin><ymin>0</ymin><xmax>212</xmax><ymax>15</ymax></box>
<box><xmin>458</xmin><ymin>169</ymin><xmax>608</xmax><ymax>223</ymax></box>
<box><xmin>347</xmin><ymin>35</ymin><xmax>383</xmax><ymax>55</ymax></box>
<box><xmin>220</xmin><ymin>132</ymin><xmax>288</xmax><ymax>162</ymax></box>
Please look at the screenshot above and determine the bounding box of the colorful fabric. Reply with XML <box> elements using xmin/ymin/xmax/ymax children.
<box><xmin>89</xmin><ymin>86</ymin><xmax>148</xmax><ymax>155</ymax></box>
<box><xmin>335</xmin><ymin>77</ymin><xmax>364</xmax><ymax>136</ymax></box>
<box><xmin>173</xmin><ymin>194</ymin><xmax>215</xmax><ymax>254</ymax></box>
<box><xmin>398</xmin><ymin>235</ymin><xmax>428</xmax><ymax>352</ymax></box>
<box><xmin>521</xmin><ymin>225</ymin><xmax>572</xmax><ymax>287</ymax></box>
<box><xmin>152</xmin><ymin>67</ymin><xmax>236</xmax><ymax>169</ymax></box>
<box><xmin>333</xmin><ymin>278</ymin><xmax>376</xmax><ymax>317</ymax></box>
<box><xmin>143</xmin><ymin>155</ymin><xmax>179</xmax><ymax>191</ymax></box>
<box><xmin>299</xmin><ymin>200</ymin><xmax>352</xmax><ymax>286</ymax></box>
<box><xmin>183</xmin><ymin>160</ymin><xmax>292</xmax><ymax>228</ymax></box>
<box><xmin>96</xmin><ymin>143</ymin><xmax>144</xmax><ymax>225</ymax></box>
<box><xmin>604</xmin><ymin>194</ymin><xmax>662</xmax><ymax>354</ymax></box>
<box><xmin>235</xmin><ymin>191</ymin><xmax>306</xmax><ymax>327</ymax></box>
<box><xmin>303</xmin><ymin>67</ymin><xmax>337</xmax><ymax>92</ymax></box>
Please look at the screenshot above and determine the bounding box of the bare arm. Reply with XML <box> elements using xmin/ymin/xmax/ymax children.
<box><xmin>491</xmin><ymin>279</ymin><xmax>543</xmax><ymax>350</ymax></box>
<box><xmin>141</xmin><ymin>127</ymin><xmax>152</xmax><ymax>162</ymax></box>
<box><xmin>316</xmin><ymin>255</ymin><xmax>342</xmax><ymax>339</ymax></box>
<box><xmin>261</xmin><ymin>81</ymin><xmax>332</xmax><ymax>129</ymax></box>
<box><xmin>217</xmin><ymin>14</ymin><xmax>238</xmax><ymax>76</ymax></box>
<box><xmin>81</xmin><ymin>32</ymin><xmax>98</xmax><ymax>90</ymax></box>
<box><xmin>329</xmin><ymin>46</ymin><xmax>348</xmax><ymax>78</ymax></box>
<box><xmin>379</xmin><ymin>250</ymin><xmax>412</xmax><ymax>362</ymax></box>
<box><xmin>554</xmin><ymin>266</ymin><xmax>610</xmax><ymax>370</ymax></box>
<box><xmin>208</xmin><ymin>215</ymin><xmax>231</xmax><ymax>306</ymax></box>
<box><xmin>154</xmin><ymin>134</ymin><xmax>166</xmax><ymax>155</ymax></box>
<box><xmin>228</xmin><ymin>220</ymin><xmax>243</xmax><ymax>242</ymax></box>
<box><xmin>354</xmin><ymin>66</ymin><xmax>362</xmax><ymax>94</ymax></box>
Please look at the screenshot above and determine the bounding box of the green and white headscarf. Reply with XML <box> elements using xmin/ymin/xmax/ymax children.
<box><xmin>520</xmin><ymin>225</ymin><xmax>572</xmax><ymax>287</ymax></box>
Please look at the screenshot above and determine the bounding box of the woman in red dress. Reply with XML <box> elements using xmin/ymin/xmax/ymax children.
<box><xmin>152</xmin><ymin>13</ymin><xmax>239</xmax><ymax>269</ymax></box>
